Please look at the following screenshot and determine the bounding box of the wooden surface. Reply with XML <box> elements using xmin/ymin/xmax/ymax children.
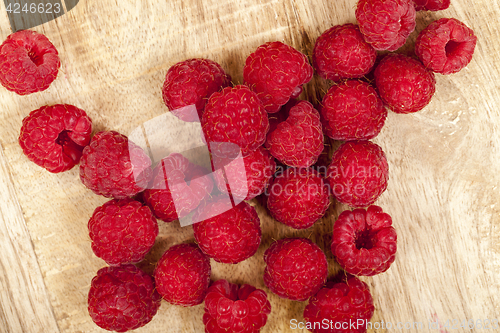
<box><xmin>0</xmin><ymin>0</ymin><xmax>499</xmax><ymax>332</ymax></box>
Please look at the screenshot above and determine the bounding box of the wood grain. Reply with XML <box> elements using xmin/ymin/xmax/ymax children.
<box><xmin>0</xmin><ymin>145</ymin><xmax>60</xmax><ymax>333</ymax></box>
<box><xmin>0</xmin><ymin>0</ymin><xmax>499</xmax><ymax>332</ymax></box>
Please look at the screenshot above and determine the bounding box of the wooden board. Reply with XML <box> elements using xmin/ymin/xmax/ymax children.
<box><xmin>0</xmin><ymin>0</ymin><xmax>499</xmax><ymax>332</ymax></box>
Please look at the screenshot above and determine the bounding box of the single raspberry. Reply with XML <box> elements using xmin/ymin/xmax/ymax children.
<box><xmin>267</xmin><ymin>168</ymin><xmax>330</xmax><ymax>230</ymax></box>
<box><xmin>320</xmin><ymin>80</ymin><xmax>387</xmax><ymax>140</ymax></box>
<box><xmin>415</xmin><ymin>18</ymin><xmax>477</xmax><ymax>75</ymax></box>
<box><xmin>313</xmin><ymin>24</ymin><xmax>377</xmax><ymax>81</ymax></box>
<box><xmin>18</xmin><ymin>104</ymin><xmax>92</xmax><ymax>173</ymax></box>
<box><xmin>263</xmin><ymin>238</ymin><xmax>328</xmax><ymax>301</ymax></box>
<box><xmin>154</xmin><ymin>243</ymin><xmax>211</xmax><ymax>306</ymax></box>
<box><xmin>332</xmin><ymin>205</ymin><xmax>397</xmax><ymax>276</ymax></box>
<box><xmin>356</xmin><ymin>0</ymin><xmax>416</xmax><ymax>51</ymax></box>
<box><xmin>212</xmin><ymin>147</ymin><xmax>276</xmax><ymax>201</ymax></box>
<box><xmin>243</xmin><ymin>41</ymin><xmax>313</xmax><ymax>113</ymax></box>
<box><xmin>142</xmin><ymin>153</ymin><xmax>214</xmax><ymax>222</ymax></box>
<box><xmin>87</xmin><ymin>264</ymin><xmax>161</xmax><ymax>332</ymax></box>
<box><xmin>327</xmin><ymin>141</ymin><xmax>388</xmax><ymax>207</ymax></box>
<box><xmin>374</xmin><ymin>53</ymin><xmax>436</xmax><ymax>114</ymax></box>
<box><xmin>162</xmin><ymin>58</ymin><xmax>231</xmax><ymax>122</ymax></box>
<box><xmin>201</xmin><ymin>85</ymin><xmax>269</xmax><ymax>157</ymax></box>
<box><xmin>265</xmin><ymin>100</ymin><xmax>324</xmax><ymax>168</ymax></box>
<box><xmin>79</xmin><ymin>131</ymin><xmax>152</xmax><ymax>199</ymax></box>
<box><xmin>412</xmin><ymin>0</ymin><xmax>450</xmax><ymax>11</ymax></box>
<box><xmin>0</xmin><ymin>30</ymin><xmax>60</xmax><ymax>95</ymax></box>
<box><xmin>303</xmin><ymin>274</ymin><xmax>375</xmax><ymax>333</ymax></box>
<box><xmin>88</xmin><ymin>198</ymin><xmax>158</xmax><ymax>266</ymax></box>
<box><xmin>193</xmin><ymin>197</ymin><xmax>262</xmax><ymax>264</ymax></box>
<box><xmin>203</xmin><ymin>279</ymin><xmax>271</xmax><ymax>333</ymax></box>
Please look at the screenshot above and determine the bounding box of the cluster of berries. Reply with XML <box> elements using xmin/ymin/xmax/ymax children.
<box><xmin>3</xmin><ymin>0</ymin><xmax>477</xmax><ymax>331</ymax></box>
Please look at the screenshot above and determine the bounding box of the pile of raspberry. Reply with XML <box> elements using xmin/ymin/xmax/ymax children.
<box><xmin>7</xmin><ymin>0</ymin><xmax>477</xmax><ymax>331</ymax></box>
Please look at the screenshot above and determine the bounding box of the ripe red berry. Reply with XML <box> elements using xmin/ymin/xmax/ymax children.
<box><xmin>79</xmin><ymin>131</ymin><xmax>153</xmax><ymax>199</ymax></box>
<box><xmin>142</xmin><ymin>153</ymin><xmax>214</xmax><ymax>222</ymax></box>
<box><xmin>212</xmin><ymin>146</ymin><xmax>276</xmax><ymax>201</ymax></box>
<box><xmin>154</xmin><ymin>243</ymin><xmax>211</xmax><ymax>306</ymax></box>
<box><xmin>162</xmin><ymin>58</ymin><xmax>231</xmax><ymax>122</ymax></box>
<box><xmin>193</xmin><ymin>197</ymin><xmax>262</xmax><ymax>264</ymax></box>
<box><xmin>356</xmin><ymin>0</ymin><xmax>416</xmax><ymax>51</ymax></box>
<box><xmin>88</xmin><ymin>198</ymin><xmax>158</xmax><ymax>266</ymax></box>
<box><xmin>87</xmin><ymin>264</ymin><xmax>161</xmax><ymax>332</ymax></box>
<box><xmin>267</xmin><ymin>168</ymin><xmax>330</xmax><ymax>230</ymax></box>
<box><xmin>327</xmin><ymin>141</ymin><xmax>389</xmax><ymax>207</ymax></box>
<box><xmin>415</xmin><ymin>18</ymin><xmax>477</xmax><ymax>75</ymax></box>
<box><xmin>313</xmin><ymin>23</ymin><xmax>376</xmax><ymax>81</ymax></box>
<box><xmin>244</xmin><ymin>41</ymin><xmax>313</xmax><ymax>113</ymax></box>
<box><xmin>412</xmin><ymin>0</ymin><xmax>450</xmax><ymax>11</ymax></box>
<box><xmin>19</xmin><ymin>104</ymin><xmax>92</xmax><ymax>173</ymax></box>
<box><xmin>0</xmin><ymin>30</ymin><xmax>60</xmax><ymax>95</ymax></box>
<box><xmin>263</xmin><ymin>238</ymin><xmax>328</xmax><ymax>301</ymax></box>
<box><xmin>265</xmin><ymin>99</ymin><xmax>293</xmax><ymax>142</ymax></box>
<box><xmin>374</xmin><ymin>53</ymin><xmax>436</xmax><ymax>114</ymax></box>
<box><xmin>303</xmin><ymin>274</ymin><xmax>375</xmax><ymax>333</ymax></box>
<box><xmin>332</xmin><ymin>205</ymin><xmax>397</xmax><ymax>276</ymax></box>
<box><xmin>203</xmin><ymin>279</ymin><xmax>271</xmax><ymax>333</ymax></box>
<box><xmin>201</xmin><ymin>85</ymin><xmax>269</xmax><ymax>157</ymax></box>
<box><xmin>321</xmin><ymin>80</ymin><xmax>387</xmax><ymax>140</ymax></box>
<box><xmin>265</xmin><ymin>100</ymin><xmax>324</xmax><ymax>168</ymax></box>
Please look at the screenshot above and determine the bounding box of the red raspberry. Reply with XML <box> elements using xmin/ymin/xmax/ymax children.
<box><xmin>0</xmin><ymin>30</ymin><xmax>60</xmax><ymax>95</ymax></box>
<box><xmin>88</xmin><ymin>198</ymin><xmax>158</xmax><ymax>266</ymax></box>
<box><xmin>374</xmin><ymin>53</ymin><xmax>436</xmax><ymax>114</ymax></box>
<box><xmin>201</xmin><ymin>85</ymin><xmax>269</xmax><ymax>157</ymax></box>
<box><xmin>332</xmin><ymin>205</ymin><xmax>397</xmax><ymax>276</ymax></box>
<box><xmin>212</xmin><ymin>147</ymin><xmax>276</xmax><ymax>201</ymax></box>
<box><xmin>415</xmin><ymin>18</ymin><xmax>477</xmax><ymax>75</ymax></box>
<box><xmin>412</xmin><ymin>0</ymin><xmax>450</xmax><ymax>11</ymax></box>
<box><xmin>313</xmin><ymin>24</ymin><xmax>377</xmax><ymax>81</ymax></box>
<box><xmin>303</xmin><ymin>274</ymin><xmax>375</xmax><ymax>333</ymax></box>
<box><xmin>18</xmin><ymin>104</ymin><xmax>92</xmax><ymax>173</ymax></box>
<box><xmin>320</xmin><ymin>80</ymin><xmax>387</xmax><ymax>141</ymax></box>
<box><xmin>193</xmin><ymin>197</ymin><xmax>262</xmax><ymax>264</ymax></box>
<box><xmin>154</xmin><ymin>243</ymin><xmax>211</xmax><ymax>306</ymax></box>
<box><xmin>327</xmin><ymin>141</ymin><xmax>389</xmax><ymax>207</ymax></box>
<box><xmin>265</xmin><ymin>100</ymin><xmax>324</xmax><ymax>168</ymax></box>
<box><xmin>243</xmin><ymin>41</ymin><xmax>313</xmax><ymax>113</ymax></box>
<box><xmin>87</xmin><ymin>264</ymin><xmax>161</xmax><ymax>332</ymax></box>
<box><xmin>162</xmin><ymin>58</ymin><xmax>231</xmax><ymax>122</ymax></box>
<box><xmin>263</xmin><ymin>238</ymin><xmax>328</xmax><ymax>301</ymax></box>
<box><xmin>143</xmin><ymin>153</ymin><xmax>214</xmax><ymax>222</ymax></box>
<box><xmin>79</xmin><ymin>131</ymin><xmax>153</xmax><ymax>199</ymax></box>
<box><xmin>356</xmin><ymin>0</ymin><xmax>416</xmax><ymax>51</ymax></box>
<box><xmin>267</xmin><ymin>168</ymin><xmax>330</xmax><ymax>230</ymax></box>
<box><xmin>203</xmin><ymin>279</ymin><xmax>271</xmax><ymax>333</ymax></box>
